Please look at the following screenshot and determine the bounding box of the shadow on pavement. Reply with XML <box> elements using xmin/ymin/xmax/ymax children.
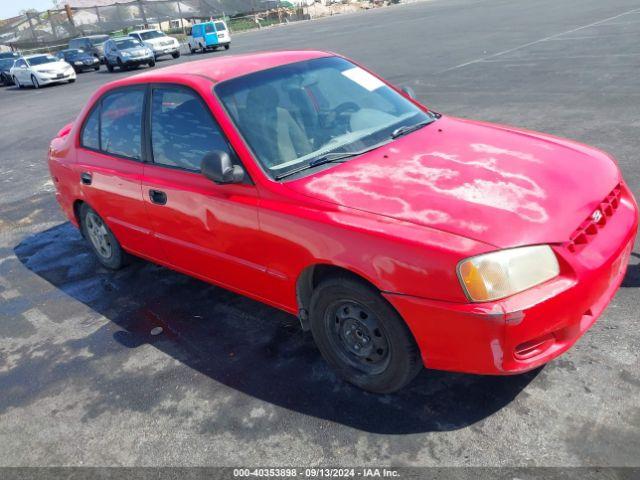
<box><xmin>14</xmin><ymin>222</ymin><xmax>539</xmax><ymax>434</ymax></box>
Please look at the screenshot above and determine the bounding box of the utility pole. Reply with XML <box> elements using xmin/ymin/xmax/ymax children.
<box><xmin>176</xmin><ymin>0</ymin><xmax>185</xmax><ymax>35</ymax></box>
<box><xmin>138</xmin><ymin>0</ymin><xmax>148</xmax><ymax>28</ymax></box>
<box><xmin>47</xmin><ymin>10</ymin><xmax>59</xmax><ymax>40</ymax></box>
<box><xmin>64</xmin><ymin>3</ymin><xmax>77</xmax><ymax>36</ymax></box>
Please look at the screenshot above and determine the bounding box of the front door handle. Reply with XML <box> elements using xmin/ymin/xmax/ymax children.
<box><xmin>81</xmin><ymin>172</ymin><xmax>92</xmax><ymax>185</ymax></box>
<box><xmin>149</xmin><ymin>189</ymin><xmax>167</xmax><ymax>205</ymax></box>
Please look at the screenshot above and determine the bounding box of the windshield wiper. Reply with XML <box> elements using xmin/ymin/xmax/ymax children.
<box><xmin>274</xmin><ymin>141</ymin><xmax>391</xmax><ymax>181</ymax></box>
<box><xmin>390</xmin><ymin>118</ymin><xmax>436</xmax><ymax>139</ymax></box>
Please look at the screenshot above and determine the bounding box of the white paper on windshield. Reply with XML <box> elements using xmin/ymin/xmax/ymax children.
<box><xmin>341</xmin><ymin>67</ymin><xmax>385</xmax><ymax>91</ymax></box>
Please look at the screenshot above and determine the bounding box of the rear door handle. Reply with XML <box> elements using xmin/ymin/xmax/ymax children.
<box><xmin>81</xmin><ymin>172</ymin><xmax>92</xmax><ymax>185</ymax></box>
<box><xmin>149</xmin><ymin>189</ymin><xmax>167</xmax><ymax>205</ymax></box>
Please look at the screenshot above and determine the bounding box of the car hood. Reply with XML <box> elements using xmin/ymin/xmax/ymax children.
<box><xmin>32</xmin><ymin>62</ymin><xmax>69</xmax><ymax>73</ymax></box>
<box><xmin>283</xmin><ymin>116</ymin><xmax>621</xmax><ymax>248</ymax></box>
<box><xmin>144</xmin><ymin>37</ymin><xmax>174</xmax><ymax>45</ymax></box>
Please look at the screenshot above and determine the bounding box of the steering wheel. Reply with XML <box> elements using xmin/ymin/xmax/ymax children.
<box><xmin>330</xmin><ymin>101</ymin><xmax>360</xmax><ymax>131</ymax></box>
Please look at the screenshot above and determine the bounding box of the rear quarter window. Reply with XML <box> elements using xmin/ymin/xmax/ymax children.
<box><xmin>81</xmin><ymin>106</ymin><xmax>100</xmax><ymax>150</ymax></box>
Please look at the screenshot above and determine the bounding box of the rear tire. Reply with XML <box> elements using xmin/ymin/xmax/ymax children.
<box><xmin>80</xmin><ymin>204</ymin><xmax>127</xmax><ymax>270</ymax></box>
<box><xmin>94</xmin><ymin>65</ymin><xmax>100</xmax><ymax>71</ymax></box>
<box><xmin>148</xmin><ymin>59</ymin><xmax>155</xmax><ymax>67</ymax></box>
<box><xmin>309</xmin><ymin>276</ymin><xmax>422</xmax><ymax>393</ymax></box>
<box><xmin>106</xmin><ymin>62</ymin><xmax>114</xmax><ymax>72</ymax></box>
<box><xmin>224</xmin><ymin>44</ymin><xmax>230</xmax><ymax>50</ymax></box>
<box><xmin>172</xmin><ymin>51</ymin><xmax>180</xmax><ymax>59</ymax></box>
<box><xmin>68</xmin><ymin>78</ymin><xmax>75</xmax><ymax>83</ymax></box>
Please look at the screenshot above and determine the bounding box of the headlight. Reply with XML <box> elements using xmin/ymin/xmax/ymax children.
<box><xmin>74</xmin><ymin>61</ymin><xmax>83</xmax><ymax>65</ymax></box>
<box><xmin>39</xmin><ymin>70</ymin><xmax>54</xmax><ymax>74</ymax></box>
<box><xmin>457</xmin><ymin>245</ymin><xmax>559</xmax><ymax>302</ymax></box>
<box><xmin>122</xmin><ymin>51</ymin><xmax>130</xmax><ymax>57</ymax></box>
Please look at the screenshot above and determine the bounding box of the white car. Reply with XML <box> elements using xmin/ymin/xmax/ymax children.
<box><xmin>10</xmin><ymin>54</ymin><xmax>76</xmax><ymax>89</ymax></box>
<box><xmin>128</xmin><ymin>29</ymin><xmax>181</xmax><ymax>59</ymax></box>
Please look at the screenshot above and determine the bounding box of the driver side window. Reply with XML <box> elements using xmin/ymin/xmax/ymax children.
<box><xmin>150</xmin><ymin>86</ymin><xmax>233</xmax><ymax>171</ymax></box>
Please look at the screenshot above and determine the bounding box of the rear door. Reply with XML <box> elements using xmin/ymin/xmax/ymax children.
<box><xmin>75</xmin><ymin>86</ymin><xmax>160</xmax><ymax>259</ymax></box>
<box><xmin>140</xmin><ymin>84</ymin><xmax>271</xmax><ymax>299</ymax></box>
<box><xmin>204</xmin><ymin>23</ymin><xmax>219</xmax><ymax>46</ymax></box>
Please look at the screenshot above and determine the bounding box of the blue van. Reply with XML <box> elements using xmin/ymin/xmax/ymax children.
<box><xmin>187</xmin><ymin>21</ymin><xmax>231</xmax><ymax>53</ymax></box>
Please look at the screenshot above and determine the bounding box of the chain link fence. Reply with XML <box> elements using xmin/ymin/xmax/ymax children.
<box><xmin>0</xmin><ymin>0</ymin><xmax>319</xmax><ymax>53</ymax></box>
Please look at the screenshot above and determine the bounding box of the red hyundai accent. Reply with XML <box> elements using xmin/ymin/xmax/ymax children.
<box><xmin>48</xmin><ymin>51</ymin><xmax>638</xmax><ymax>393</ymax></box>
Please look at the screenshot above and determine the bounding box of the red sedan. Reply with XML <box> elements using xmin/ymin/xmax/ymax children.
<box><xmin>48</xmin><ymin>51</ymin><xmax>638</xmax><ymax>393</ymax></box>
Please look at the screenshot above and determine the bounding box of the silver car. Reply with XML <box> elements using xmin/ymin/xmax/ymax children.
<box><xmin>104</xmin><ymin>37</ymin><xmax>155</xmax><ymax>72</ymax></box>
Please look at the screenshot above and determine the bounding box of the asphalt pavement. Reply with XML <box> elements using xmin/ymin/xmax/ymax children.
<box><xmin>0</xmin><ymin>0</ymin><xmax>639</xmax><ymax>467</ymax></box>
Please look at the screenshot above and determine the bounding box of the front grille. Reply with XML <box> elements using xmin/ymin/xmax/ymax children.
<box><xmin>567</xmin><ymin>184</ymin><xmax>622</xmax><ymax>252</ymax></box>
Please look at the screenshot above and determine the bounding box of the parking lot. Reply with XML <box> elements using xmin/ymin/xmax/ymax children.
<box><xmin>1</xmin><ymin>0</ymin><xmax>639</xmax><ymax>467</ymax></box>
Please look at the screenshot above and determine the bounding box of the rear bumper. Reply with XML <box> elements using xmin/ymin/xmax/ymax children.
<box><xmin>385</xmin><ymin>183</ymin><xmax>638</xmax><ymax>375</ymax></box>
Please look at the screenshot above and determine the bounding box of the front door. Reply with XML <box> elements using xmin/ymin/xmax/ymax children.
<box><xmin>141</xmin><ymin>84</ymin><xmax>270</xmax><ymax>299</ymax></box>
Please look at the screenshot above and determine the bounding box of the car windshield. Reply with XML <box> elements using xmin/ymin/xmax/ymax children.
<box><xmin>216</xmin><ymin>56</ymin><xmax>434</xmax><ymax>179</ymax></box>
<box><xmin>88</xmin><ymin>36</ymin><xmax>109</xmax><ymax>46</ymax></box>
<box><xmin>140</xmin><ymin>31</ymin><xmax>165</xmax><ymax>40</ymax></box>
<box><xmin>64</xmin><ymin>49</ymin><xmax>84</xmax><ymax>56</ymax></box>
<box><xmin>0</xmin><ymin>59</ymin><xmax>14</xmax><ymax>69</ymax></box>
<box><xmin>115</xmin><ymin>39</ymin><xmax>140</xmax><ymax>49</ymax></box>
<box><xmin>28</xmin><ymin>55</ymin><xmax>59</xmax><ymax>66</ymax></box>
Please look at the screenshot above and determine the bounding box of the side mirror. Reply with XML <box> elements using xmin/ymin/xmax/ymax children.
<box><xmin>401</xmin><ymin>86</ymin><xmax>417</xmax><ymax>100</ymax></box>
<box><xmin>201</xmin><ymin>150</ymin><xmax>245</xmax><ymax>184</ymax></box>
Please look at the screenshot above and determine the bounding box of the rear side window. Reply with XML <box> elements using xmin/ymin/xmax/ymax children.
<box><xmin>205</xmin><ymin>23</ymin><xmax>214</xmax><ymax>34</ymax></box>
<box><xmin>81</xmin><ymin>107</ymin><xmax>100</xmax><ymax>150</ymax></box>
<box><xmin>150</xmin><ymin>87</ymin><xmax>231</xmax><ymax>171</ymax></box>
<box><xmin>80</xmin><ymin>88</ymin><xmax>144</xmax><ymax>160</ymax></box>
<box><xmin>101</xmin><ymin>89</ymin><xmax>144</xmax><ymax>159</ymax></box>
<box><xmin>214</xmin><ymin>22</ymin><xmax>226</xmax><ymax>32</ymax></box>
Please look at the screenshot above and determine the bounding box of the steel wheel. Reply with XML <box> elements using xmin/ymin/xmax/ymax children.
<box><xmin>325</xmin><ymin>300</ymin><xmax>391</xmax><ymax>375</ymax></box>
<box><xmin>85</xmin><ymin>211</ymin><xmax>112</xmax><ymax>260</ymax></box>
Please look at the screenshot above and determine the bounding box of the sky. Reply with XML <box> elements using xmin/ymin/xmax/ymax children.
<box><xmin>0</xmin><ymin>0</ymin><xmax>58</xmax><ymax>20</ymax></box>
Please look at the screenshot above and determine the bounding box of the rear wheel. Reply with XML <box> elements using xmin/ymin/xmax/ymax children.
<box><xmin>309</xmin><ymin>276</ymin><xmax>422</xmax><ymax>393</ymax></box>
<box><xmin>68</xmin><ymin>78</ymin><xmax>75</xmax><ymax>83</ymax></box>
<box><xmin>80</xmin><ymin>204</ymin><xmax>127</xmax><ymax>270</ymax></box>
<box><xmin>224</xmin><ymin>44</ymin><xmax>230</xmax><ymax>50</ymax></box>
<box><xmin>94</xmin><ymin>65</ymin><xmax>100</xmax><ymax>71</ymax></box>
<box><xmin>31</xmin><ymin>75</ymin><xmax>39</xmax><ymax>89</ymax></box>
<box><xmin>148</xmin><ymin>59</ymin><xmax>155</xmax><ymax>67</ymax></box>
<box><xmin>172</xmin><ymin>51</ymin><xmax>180</xmax><ymax>59</ymax></box>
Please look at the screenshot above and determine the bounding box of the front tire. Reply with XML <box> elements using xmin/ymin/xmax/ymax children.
<box><xmin>31</xmin><ymin>74</ymin><xmax>39</xmax><ymax>89</ymax></box>
<box><xmin>106</xmin><ymin>61</ymin><xmax>114</xmax><ymax>72</ymax></box>
<box><xmin>172</xmin><ymin>51</ymin><xmax>180</xmax><ymax>59</ymax></box>
<box><xmin>80</xmin><ymin>204</ymin><xmax>127</xmax><ymax>270</ymax></box>
<box><xmin>148</xmin><ymin>59</ymin><xmax>155</xmax><ymax>67</ymax></box>
<box><xmin>14</xmin><ymin>76</ymin><xmax>22</xmax><ymax>89</ymax></box>
<box><xmin>309</xmin><ymin>276</ymin><xmax>422</xmax><ymax>393</ymax></box>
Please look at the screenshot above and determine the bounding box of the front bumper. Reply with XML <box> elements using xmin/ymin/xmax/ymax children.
<box><xmin>385</xmin><ymin>182</ymin><xmax>638</xmax><ymax>375</ymax></box>
<box><xmin>152</xmin><ymin>45</ymin><xmax>179</xmax><ymax>56</ymax></box>
<box><xmin>36</xmin><ymin>70</ymin><xmax>76</xmax><ymax>84</ymax></box>
<box><xmin>122</xmin><ymin>55</ymin><xmax>154</xmax><ymax>65</ymax></box>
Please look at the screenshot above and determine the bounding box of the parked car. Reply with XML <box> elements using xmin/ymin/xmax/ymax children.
<box><xmin>47</xmin><ymin>51</ymin><xmax>638</xmax><ymax>393</ymax></box>
<box><xmin>128</xmin><ymin>29</ymin><xmax>180</xmax><ymax>59</ymax></box>
<box><xmin>187</xmin><ymin>20</ymin><xmax>230</xmax><ymax>53</ymax></box>
<box><xmin>0</xmin><ymin>58</ymin><xmax>16</xmax><ymax>85</ymax></box>
<box><xmin>104</xmin><ymin>37</ymin><xmax>155</xmax><ymax>72</ymax></box>
<box><xmin>56</xmin><ymin>49</ymin><xmax>100</xmax><ymax>72</ymax></box>
<box><xmin>68</xmin><ymin>35</ymin><xmax>109</xmax><ymax>63</ymax></box>
<box><xmin>10</xmin><ymin>54</ymin><xmax>76</xmax><ymax>88</ymax></box>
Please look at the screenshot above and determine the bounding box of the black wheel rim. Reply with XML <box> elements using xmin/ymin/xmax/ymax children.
<box><xmin>324</xmin><ymin>300</ymin><xmax>390</xmax><ymax>375</ymax></box>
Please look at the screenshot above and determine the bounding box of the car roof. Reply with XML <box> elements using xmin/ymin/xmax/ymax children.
<box><xmin>132</xmin><ymin>50</ymin><xmax>332</xmax><ymax>83</ymax></box>
<box><xmin>130</xmin><ymin>29</ymin><xmax>162</xmax><ymax>34</ymax></box>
